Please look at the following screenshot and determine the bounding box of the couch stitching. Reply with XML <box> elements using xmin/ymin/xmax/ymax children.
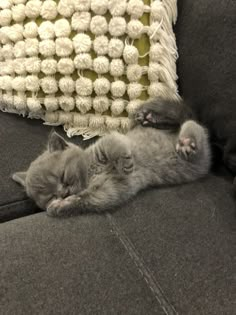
<box><xmin>106</xmin><ymin>213</ymin><xmax>178</xmax><ymax>315</ymax></box>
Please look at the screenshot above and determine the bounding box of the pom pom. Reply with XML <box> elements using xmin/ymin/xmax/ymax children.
<box><xmin>150</xmin><ymin>1</ymin><xmax>164</xmax><ymax>21</ymax></box>
<box><xmin>13</xmin><ymin>41</ymin><xmax>26</xmax><ymax>58</ymax></box>
<box><xmin>38</xmin><ymin>21</ymin><xmax>55</xmax><ymax>40</ymax></box>
<box><xmin>41</xmin><ymin>77</ymin><xmax>58</xmax><ymax>94</ymax></box>
<box><xmin>14</xmin><ymin>94</ymin><xmax>27</xmax><ymax>111</ymax></box>
<box><xmin>93</xmin><ymin>36</ymin><xmax>109</xmax><ymax>55</ymax></box>
<box><xmin>94</xmin><ymin>77</ymin><xmax>110</xmax><ymax>95</ymax></box>
<box><xmin>0</xmin><ymin>60</ymin><xmax>14</xmax><ymax>75</ymax></box>
<box><xmin>76</xmin><ymin>77</ymin><xmax>93</xmax><ymax>96</ymax></box>
<box><xmin>111</xmin><ymin>80</ymin><xmax>126</xmax><ymax>97</ymax></box>
<box><xmin>108</xmin><ymin>0</ymin><xmax>127</xmax><ymax>16</ymax></box>
<box><xmin>91</xmin><ymin>0</ymin><xmax>108</xmax><ymax>15</ymax></box>
<box><xmin>39</xmin><ymin>39</ymin><xmax>56</xmax><ymax>57</ymax></box>
<box><xmin>93</xmin><ymin>96</ymin><xmax>109</xmax><ymax>113</ymax></box>
<box><xmin>7</xmin><ymin>24</ymin><xmax>23</xmax><ymax>42</ymax></box>
<box><xmin>25</xmin><ymin>38</ymin><xmax>39</xmax><ymax>56</ymax></box>
<box><xmin>93</xmin><ymin>56</ymin><xmax>109</xmax><ymax>74</ymax></box>
<box><xmin>12</xmin><ymin>4</ymin><xmax>25</xmax><ymax>22</ymax></box>
<box><xmin>109</xmin><ymin>17</ymin><xmax>126</xmax><ymax>37</ymax></box>
<box><xmin>0</xmin><ymin>27</ymin><xmax>10</xmax><ymax>45</ymax></box>
<box><xmin>75</xmin><ymin>96</ymin><xmax>92</xmax><ymax>114</ymax></box>
<box><xmin>74</xmin><ymin>53</ymin><xmax>92</xmax><ymax>70</ymax></box>
<box><xmin>89</xmin><ymin>115</ymin><xmax>105</xmax><ymax>128</ymax></box>
<box><xmin>123</xmin><ymin>45</ymin><xmax>139</xmax><ymax>64</ymax></box>
<box><xmin>73</xmin><ymin>34</ymin><xmax>91</xmax><ymax>53</ymax></box>
<box><xmin>148</xmin><ymin>63</ymin><xmax>160</xmax><ymax>82</ymax></box>
<box><xmin>23</xmin><ymin>21</ymin><xmax>38</xmax><ymax>38</ymax></box>
<box><xmin>44</xmin><ymin>96</ymin><xmax>59</xmax><ymax>112</ymax></box>
<box><xmin>27</xmin><ymin>98</ymin><xmax>42</xmax><ymax>113</ymax></box>
<box><xmin>148</xmin><ymin>22</ymin><xmax>161</xmax><ymax>42</ymax></box>
<box><xmin>0</xmin><ymin>9</ymin><xmax>12</xmax><ymax>26</ymax></box>
<box><xmin>74</xmin><ymin>0</ymin><xmax>90</xmax><ymax>11</ymax></box>
<box><xmin>72</xmin><ymin>12</ymin><xmax>91</xmax><ymax>32</ymax></box>
<box><xmin>2</xmin><ymin>43</ymin><xmax>14</xmax><ymax>59</ymax></box>
<box><xmin>127</xmin><ymin>0</ymin><xmax>144</xmax><ymax>19</ymax></box>
<box><xmin>25</xmin><ymin>75</ymin><xmax>40</xmax><ymax>92</ymax></box>
<box><xmin>57</xmin><ymin>58</ymin><xmax>75</xmax><ymax>74</ymax></box>
<box><xmin>59</xmin><ymin>77</ymin><xmax>75</xmax><ymax>94</ymax></box>
<box><xmin>0</xmin><ymin>0</ymin><xmax>12</xmax><ymax>9</ymax></box>
<box><xmin>58</xmin><ymin>0</ymin><xmax>74</xmax><ymax>17</ymax></box>
<box><xmin>148</xmin><ymin>82</ymin><xmax>173</xmax><ymax>98</ymax></box>
<box><xmin>13</xmin><ymin>58</ymin><xmax>26</xmax><ymax>75</ymax></box>
<box><xmin>1</xmin><ymin>75</ymin><xmax>12</xmax><ymax>90</ymax></box>
<box><xmin>126</xmin><ymin>64</ymin><xmax>142</xmax><ymax>82</ymax></box>
<box><xmin>111</xmin><ymin>99</ymin><xmax>125</xmax><ymax>116</ymax></box>
<box><xmin>105</xmin><ymin>116</ymin><xmax>121</xmax><ymax>129</ymax></box>
<box><xmin>56</xmin><ymin>38</ymin><xmax>73</xmax><ymax>57</ymax></box>
<box><xmin>90</xmin><ymin>16</ymin><xmax>108</xmax><ymax>36</ymax></box>
<box><xmin>41</xmin><ymin>0</ymin><xmax>57</xmax><ymax>20</ymax></box>
<box><xmin>126</xmin><ymin>99</ymin><xmax>142</xmax><ymax>114</ymax></box>
<box><xmin>54</xmin><ymin>19</ymin><xmax>71</xmax><ymax>38</ymax></box>
<box><xmin>25</xmin><ymin>0</ymin><xmax>42</xmax><ymax>19</ymax></box>
<box><xmin>59</xmin><ymin>96</ymin><xmax>75</xmax><ymax>112</ymax></box>
<box><xmin>25</xmin><ymin>57</ymin><xmax>41</xmax><ymax>73</ymax></box>
<box><xmin>108</xmin><ymin>38</ymin><xmax>124</xmax><ymax>58</ymax></box>
<box><xmin>41</xmin><ymin>59</ymin><xmax>57</xmax><ymax>75</ymax></box>
<box><xmin>127</xmin><ymin>83</ymin><xmax>143</xmax><ymax>99</ymax></box>
<box><xmin>110</xmin><ymin>59</ymin><xmax>124</xmax><ymax>77</ymax></box>
<box><xmin>149</xmin><ymin>43</ymin><xmax>164</xmax><ymax>62</ymax></box>
<box><xmin>127</xmin><ymin>20</ymin><xmax>144</xmax><ymax>39</ymax></box>
<box><xmin>12</xmin><ymin>0</ymin><xmax>27</xmax><ymax>4</ymax></box>
<box><xmin>12</xmin><ymin>77</ymin><xmax>26</xmax><ymax>91</ymax></box>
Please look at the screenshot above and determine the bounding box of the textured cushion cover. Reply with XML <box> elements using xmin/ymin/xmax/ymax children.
<box><xmin>1</xmin><ymin>173</ymin><xmax>235</xmax><ymax>315</ymax></box>
<box><xmin>0</xmin><ymin>0</ymin><xmax>179</xmax><ymax>138</ymax></box>
<box><xmin>176</xmin><ymin>0</ymin><xmax>236</xmax><ymax>174</ymax></box>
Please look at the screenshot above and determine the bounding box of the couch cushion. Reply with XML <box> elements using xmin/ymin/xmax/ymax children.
<box><xmin>1</xmin><ymin>213</ymin><xmax>166</xmax><ymax>315</ymax></box>
<box><xmin>175</xmin><ymin>0</ymin><xmax>236</xmax><ymax>174</ymax></box>
<box><xmin>1</xmin><ymin>174</ymin><xmax>235</xmax><ymax>315</ymax></box>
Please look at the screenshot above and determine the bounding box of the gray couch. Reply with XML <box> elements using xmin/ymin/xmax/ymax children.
<box><xmin>1</xmin><ymin>1</ymin><xmax>235</xmax><ymax>314</ymax></box>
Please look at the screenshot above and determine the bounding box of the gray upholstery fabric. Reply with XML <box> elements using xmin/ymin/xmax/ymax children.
<box><xmin>1</xmin><ymin>213</ymin><xmax>165</xmax><ymax>315</ymax></box>
<box><xmin>1</xmin><ymin>174</ymin><xmax>235</xmax><ymax>315</ymax></box>
<box><xmin>176</xmin><ymin>0</ymin><xmax>236</xmax><ymax>174</ymax></box>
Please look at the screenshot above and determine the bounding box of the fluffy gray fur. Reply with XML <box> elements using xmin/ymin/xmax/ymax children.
<box><xmin>12</xmin><ymin>99</ymin><xmax>211</xmax><ymax>217</ymax></box>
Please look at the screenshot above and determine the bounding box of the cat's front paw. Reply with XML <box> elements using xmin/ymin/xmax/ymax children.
<box><xmin>135</xmin><ymin>109</ymin><xmax>158</xmax><ymax>127</ymax></box>
<box><xmin>176</xmin><ymin>137</ymin><xmax>197</xmax><ymax>159</ymax></box>
<box><xmin>115</xmin><ymin>154</ymin><xmax>134</xmax><ymax>175</ymax></box>
<box><xmin>47</xmin><ymin>195</ymin><xmax>80</xmax><ymax>217</ymax></box>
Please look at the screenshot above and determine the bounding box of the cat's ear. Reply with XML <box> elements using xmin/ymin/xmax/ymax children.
<box><xmin>12</xmin><ymin>172</ymin><xmax>27</xmax><ymax>187</ymax></box>
<box><xmin>48</xmin><ymin>131</ymin><xmax>68</xmax><ymax>152</ymax></box>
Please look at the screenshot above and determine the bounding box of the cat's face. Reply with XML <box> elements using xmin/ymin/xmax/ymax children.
<box><xmin>12</xmin><ymin>132</ymin><xmax>88</xmax><ymax>210</ymax></box>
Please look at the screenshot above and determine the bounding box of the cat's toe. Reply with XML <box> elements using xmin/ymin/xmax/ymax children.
<box><xmin>176</xmin><ymin>137</ymin><xmax>197</xmax><ymax>159</ymax></box>
<box><xmin>46</xmin><ymin>199</ymin><xmax>61</xmax><ymax>217</ymax></box>
<box><xmin>116</xmin><ymin>155</ymin><xmax>134</xmax><ymax>175</ymax></box>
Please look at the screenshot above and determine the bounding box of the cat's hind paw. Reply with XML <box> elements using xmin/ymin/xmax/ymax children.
<box><xmin>176</xmin><ymin>137</ymin><xmax>197</xmax><ymax>160</ymax></box>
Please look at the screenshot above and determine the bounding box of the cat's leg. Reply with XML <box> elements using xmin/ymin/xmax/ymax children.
<box><xmin>47</xmin><ymin>173</ymin><xmax>132</xmax><ymax>217</ymax></box>
<box><xmin>94</xmin><ymin>133</ymin><xmax>134</xmax><ymax>175</ymax></box>
<box><xmin>134</xmin><ymin>99</ymin><xmax>193</xmax><ymax>130</ymax></box>
<box><xmin>176</xmin><ymin>120</ymin><xmax>210</xmax><ymax>162</ymax></box>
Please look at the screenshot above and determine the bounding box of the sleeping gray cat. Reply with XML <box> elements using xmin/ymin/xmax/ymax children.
<box><xmin>12</xmin><ymin>99</ymin><xmax>211</xmax><ymax>217</ymax></box>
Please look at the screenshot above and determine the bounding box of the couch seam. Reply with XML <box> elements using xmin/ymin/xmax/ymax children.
<box><xmin>106</xmin><ymin>213</ymin><xmax>178</xmax><ymax>315</ymax></box>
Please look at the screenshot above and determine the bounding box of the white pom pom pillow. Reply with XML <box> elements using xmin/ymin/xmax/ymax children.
<box><xmin>0</xmin><ymin>0</ymin><xmax>179</xmax><ymax>139</ymax></box>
